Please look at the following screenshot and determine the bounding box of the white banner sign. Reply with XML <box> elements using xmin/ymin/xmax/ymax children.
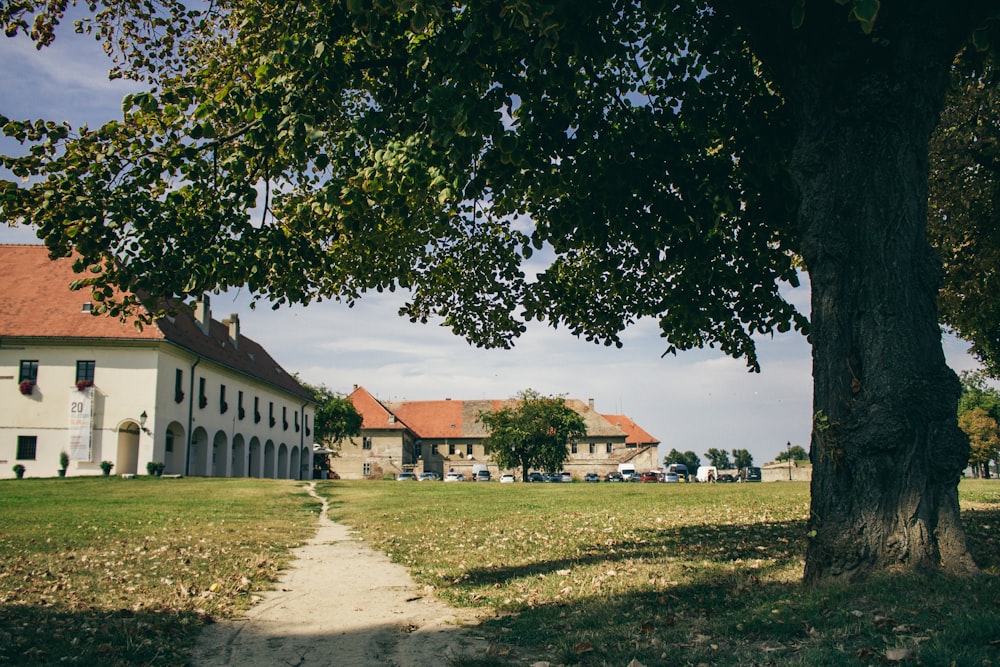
<box><xmin>69</xmin><ymin>387</ymin><xmax>94</xmax><ymax>462</ymax></box>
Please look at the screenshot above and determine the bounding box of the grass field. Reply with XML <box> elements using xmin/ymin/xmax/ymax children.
<box><xmin>0</xmin><ymin>477</ymin><xmax>997</xmax><ymax>666</ymax></box>
<box><xmin>0</xmin><ymin>477</ymin><xmax>319</xmax><ymax>666</ymax></box>
<box><xmin>323</xmin><ymin>479</ymin><xmax>1000</xmax><ymax>667</ymax></box>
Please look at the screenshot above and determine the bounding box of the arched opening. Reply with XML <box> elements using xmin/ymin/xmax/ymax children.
<box><xmin>115</xmin><ymin>421</ymin><xmax>141</xmax><ymax>475</ymax></box>
<box><xmin>189</xmin><ymin>426</ymin><xmax>209</xmax><ymax>476</ymax></box>
<box><xmin>211</xmin><ymin>430</ymin><xmax>228</xmax><ymax>477</ymax></box>
<box><xmin>289</xmin><ymin>446</ymin><xmax>301</xmax><ymax>481</ymax></box>
<box><xmin>232</xmin><ymin>434</ymin><xmax>246</xmax><ymax>477</ymax></box>
<box><xmin>277</xmin><ymin>443</ymin><xmax>289</xmax><ymax>479</ymax></box>
<box><xmin>163</xmin><ymin>422</ymin><xmax>186</xmax><ymax>475</ymax></box>
<box><xmin>263</xmin><ymin>440</ymin><xmax>275</xmax><ymax>479</ymax></box>
<box><xmin>248</xmin><ymin>437</ymin><xmax>261</xmax><ymax>478</ymax></box>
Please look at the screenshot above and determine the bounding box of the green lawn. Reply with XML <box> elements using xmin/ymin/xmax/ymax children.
<box><xmin>1</xmin><ymin>477</ymin><xmax>997</xmax><ymax>666</ymax></box>
<box><xmin>0</xmin><ymin>477</ymin><xmax>319</xmax><ymax>666</ymax></box>
<box><xmin>324</xmin><ymin>479</ymin><xmax>1000</xmax><ymax>667</ymax></box>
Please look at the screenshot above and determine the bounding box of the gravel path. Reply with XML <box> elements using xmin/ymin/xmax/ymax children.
<box><xmin>189</xmin><ymin>483</ymin><xmax>490</xmax><ymax>666</ymax></box>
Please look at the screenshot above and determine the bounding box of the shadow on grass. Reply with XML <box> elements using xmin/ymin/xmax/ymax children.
<box><xmin>448</xmin><ymin>509</ymin><xmax>1000</xmax><ymax>666</ymax></box>
<box><xmin>459</xmin><ymin>519</ymin><xmax>807</xmax><ymax>589</ymax></box>
<box><xmin>0</xmin><ymin>604</ymin><xmax>203</xmax><ymax>666</ymax></box>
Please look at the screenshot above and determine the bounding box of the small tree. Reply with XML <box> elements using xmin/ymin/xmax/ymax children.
<box><xmin>298</xmin><ymin>380</ymin><xmax>363</xmax><ymax>450</ymax></box>
<box><xmin>731</xmin><ymin>448</ymin><xmax>754</xmax><ymax>470</ymax></box>
<box><xmin>704</xmin><ymin>448</ymin><xmax>732</xmax><ymax>470</ymax></box>
<box><xmin>775</xmin><ymin>445</ymin><xmax>809</xmax><ymax>463</ymax></box>
<box><xmin>958</xmin><ymin>409</ymin><xmax>1000</xmax><ymax>479</ymax></box>
<box><xmin>480</xmin><ymin>390</ymin><xmax>587</xmax><ymax>482</ymax></box>
<box><xmin>663</xmin><ymin>449</ymin><xmax>700</xmax><ymax>473</ymax></box>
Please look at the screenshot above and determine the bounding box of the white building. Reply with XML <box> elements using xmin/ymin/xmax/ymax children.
<box><xmin>1</xmin><ymin>245</ymin><xmax>315</xmax><ymax>479</ymax></box>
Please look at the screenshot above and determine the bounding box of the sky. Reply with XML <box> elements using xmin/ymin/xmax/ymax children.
<box><xmin>0</xmin><ymin>26</ymin><xmax>986</xmax><ymax>466</ymax></box>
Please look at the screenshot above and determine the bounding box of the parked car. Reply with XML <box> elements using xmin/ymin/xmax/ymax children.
<box><xmin>605</xmin><ymin>471</ymin><xmax>624</xmax><ymax>482</ymax></box>
<box><xmin>662</xmin><ymin>472</ymin><xmax>680</xmax><ymax>483</ymax></box>
<box><xmin>499</xmin><ymin>473</ymin><xmax>516</xmax><ymax>483</ymax></box>
<box><xmin>527</xmin><ymin>471</ymin><xmax>545</xmax><ymax>483</ymax></box>
<box><xmin>641</xmin><ymin>471</ymin><xmax>660</xmax><ymax>483</ymax></box>
<box><xmin>475</xmin><ymin>470</ymin><xmax>492</xmax><ymax>482</ymax></box>
<box><xmin>543</xmin><ymin>472</ymin><xmax>562</xmax><ymax>482</ymax></box>
<box><xmin>744</xmin><ymin>467</ymin><xmax>762</xmax><ymax>482</ymax></box>
<box><xmin>444</xmin><ymin>472</ymin><xmax>465</xmax><ymax>482</ymax></box>
<box><xmin>717</xmin><ymin>473</ymin><xmax>735</xmax><ymax>483</ymax></box>
<box><xmin>559</xmin><ymin>471</ymin><xmax>573</xmax><ymax>483</ymax></box>
<box><xmin>396</xmin><ymin>472</ymin><xmax>417</xmax><ymax>481</ymax></box>
<box><xmin>583</xmin><ymin>472</ymin><xmax>601</xmax><ymax>483</ymax></box>
<box><xmin>418</xmin><ymin>472</ymin><xmax>440</xmax><ymax>482</ymax></box>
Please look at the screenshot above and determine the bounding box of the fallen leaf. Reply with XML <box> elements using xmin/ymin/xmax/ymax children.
<box><xmin>883</xmin><ymin>647</ymin><xmax>916</xmax><ymax>663</ymax></box>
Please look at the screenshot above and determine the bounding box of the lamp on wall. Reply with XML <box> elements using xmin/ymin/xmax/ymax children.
<box><xmin>139</xmin><ymin>411</ymin><xmax>151</xmax><ymax>435</ymax></box>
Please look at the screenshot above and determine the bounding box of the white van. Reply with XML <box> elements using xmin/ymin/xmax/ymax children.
<box><xmin>696</xmin><ymin>466</ymin><xmax>718</xmax><ymax>483</ymax></box>
<box><xmin>617</xmin><ymin>463</ymin><xmax>637</xmax><ymax>481</ymax></box>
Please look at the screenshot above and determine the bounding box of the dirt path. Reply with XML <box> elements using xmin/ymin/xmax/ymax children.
<box><xmin>189</xmin><ymin>483</ymin><xmax>490</xmax><ymax>667</ymax></box>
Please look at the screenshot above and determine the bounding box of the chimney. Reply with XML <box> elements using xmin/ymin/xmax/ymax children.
<box><xmin>588</xmin><ymin>398</ymin><xmax>595</xmax><ymax>410</ymax></box>
<box><xmin>226</xmin><ymin>313</ymin><xmax>239</xmax><ymax>348</ymax></box>
<box><xmin>194</xmin><ymin>295</ymin><xmax>211</xmax><ymax>335</ymax></box>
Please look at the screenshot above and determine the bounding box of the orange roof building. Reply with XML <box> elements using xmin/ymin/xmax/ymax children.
<box><xmin>1</xmin><ymin>245</ymin><xmax>314</xmax><ymax>479</ymax></box>
<box><xmin>328</xmin><ymin>386</ymin><xmax>660</xmax><ymax>480</ymax></box>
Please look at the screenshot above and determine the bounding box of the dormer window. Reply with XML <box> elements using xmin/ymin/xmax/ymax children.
<box><xmin>81</xmin><ymin>303</ymin><xmax>93</xmax><ymax>313</ymax></box>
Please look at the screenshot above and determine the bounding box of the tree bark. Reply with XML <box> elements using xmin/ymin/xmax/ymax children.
<box><xmin>731</xmin><ymin>1</ymin><xmax>984</xmax><ymax>583</ymax></box>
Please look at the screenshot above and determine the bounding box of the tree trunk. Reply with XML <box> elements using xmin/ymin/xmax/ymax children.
<box><xmin>732</xmin><ymin>2</ymin><xmax>983</xmax><ymax>583</ymax></box>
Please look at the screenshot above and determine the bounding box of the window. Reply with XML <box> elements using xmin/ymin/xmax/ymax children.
<box><xmin>606</xmin><ymin>443</ymin><xmax>613</xmax><ymax>454</ymax></box>
<box><xmin>254</xmin><ymin>396</ymin><xmax>261</xmax><ymax>423</ymax></box>
<box><xmin>626</xmin><ymin>443</ymin><xmax>637</xmax><ymax>449</ymax></box>
<box><xmin>362</xmin><ymin>436</ymin><xmax>372</xmax><ymax>450</ymax></box>
<box><xmin>589</xmin><ymin>443</ymin><xmax>596</xmax><ymax>454</ymax></box>
<box><xmin>198</xmin><ymin>377</ymin><xmax>207</xmax><ymax>409</ymax></box>
<box><xmin>19</xmin><ymin>360</ymin><xmax>38</xmax><ymax>383</ymax></box>
<box><xmin>304</xmin><ymin>413</ymin><xmax>311</xmax><ymax>436</ymax></box>
<box><xmin>571</xmin><ymin>443</ymin><xmax>578</xmax><ymax>454</ymax></box>
<box><xmin>362</xmin><ymin>462</ymin><xmax>372</xmax><ymax>476</ymax></box>
<box><xmin>174</xmin><ymin>369</ymin><xmax>185</xmax><ymax>403</ymax></box>
<box><xmin>16</xmin><ymin>436</ymin><xmax>37</xmax><ymax>460</ymax></box>
<box><xmin>466</xmin><ymin>444</ymin><xmax>473</xmax><ymax>457</ymax></box>
<box><xmin>448</xmin><ymin>443</ymin><xmax>455</xmax><ymax>455</ymax></box>
<box><xmin>219</xmin><ymin>384</ymin><xmax>228</xmax><ymax>414</ymax></box>
<box><xmin>268</xmin><ymin>402</ymin><xmax>276</xmax><ymax>427</ymax></box>
<box><xmin>282</xmin><ymin>406</ymin><xmax>288</xmax><ymax>431</ymax></box>
<box><xmin>165</xmin><ymin>430</ymin><xmax>175</xmax><ymax>453</ymax></box>
<box><xmin>76</xmin><ymin>360</ymin><xmax>95</xmax><ymax>383</ymax></box>
<box><xmin>294</xmin><ymin>411</ymin><xmax>300</xmax><ymax>432</ymax></box>
<box><xmin>414</xmin><ymin>442</ymin><xmax>422</xmax><ymax>459</ymax></box>
<box><xmin>238</xmin><ymin>391</ymin><xmax>245</xmax><ymax>420</ymax></box>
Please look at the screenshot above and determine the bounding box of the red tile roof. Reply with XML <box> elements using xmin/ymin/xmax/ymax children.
<box><xmin>601</xmin><ymin>414</ymin><xmax>660</xmax><ymax>446</ymax></box>
<box><xmin>348</xmin><ymin>386</ymin><xmax>408</xmax><ymax>430</ymax></box>
<box><xmin>0</xmin><ymin>245</ymin><xmax>312</xmax><ymax>402</ymax></box>
<box><xmin>349</xmin><ymin>387</ymin><xmax>658</xmax><ymax>444</ymax></box>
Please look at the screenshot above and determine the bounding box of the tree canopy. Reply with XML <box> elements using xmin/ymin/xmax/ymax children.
<box><xmin>731</xmin><ymin>448</ymin><xmax>753</xmax><ymax>469</ymax></box>
<box><xmin>298</xmin><ymin>380</ymin><xmax>363</xmax><ymax>447</ymax></box>
<box><xmin>3</xmin><ymin>0</ymin><xmax>999</xmax><ymax>583</ymax></box>
<box><xmin>775</xmin><ymin>444</ymin><xmax>809</xmax><ymax>462</ymax></box>
<box><xmin>663</xmin><ymin>448</ymin><xmax>700</xmax><ymax>472</ymax></box>
<box><xmin>703</xmin><ymin>447</ymin><xmax>732</xmax><ymax>469</ymax></box>
<box><xmin>479</xmin><ymin>389</ymin><xmax>586</xmax><ymax>480</ymax></box>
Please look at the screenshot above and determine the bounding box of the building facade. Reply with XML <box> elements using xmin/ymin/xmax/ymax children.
<box><xmin>329</xmin><ymin>386</ymin><xmax>660</xmax><ymax>479</ymax></box>
<box><xmin>1</xmin><ymin>245</ymin><xmax>315</xmax><ymax>479</ymax></box>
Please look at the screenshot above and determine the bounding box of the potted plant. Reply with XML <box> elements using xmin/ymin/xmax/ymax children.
<box><xmin>19</xmin><ymin>380</ymin><xmax>34</xmax><ymax>395</ymax></box>
<box><xmin>146</xmin><ymin>461</ymin><xmax>165</xmax><ymax>477</ymax></box>
<box><xmin>100</xmin><ymin>460</ymin><xmax>114</xmax><ymax>476</ymax></box>
<box><xmin>58</xmin><ymin>451</ymin><xmax>69</xmax><ymax>477</ymax></box>
<box><xmin>12</xmin><ymin>464</ymin><xmax>25</xmax><ymax>479</ymax></box>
